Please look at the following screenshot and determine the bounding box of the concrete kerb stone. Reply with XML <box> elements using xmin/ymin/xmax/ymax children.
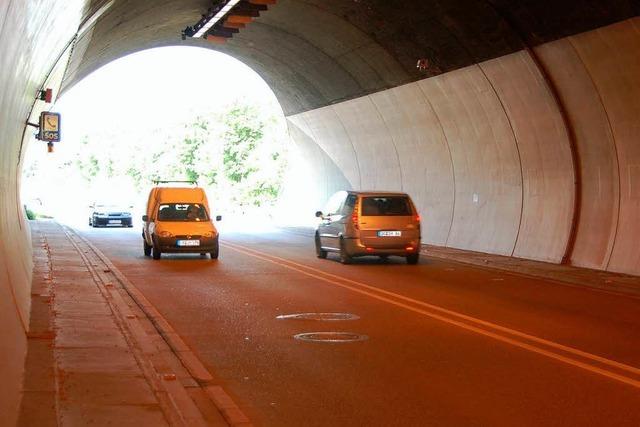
<box><xmin>281</xmin><ymin>226</ymin><xmax>640</xmax><ymax>297</ymax></box>
<box><xmin>421</xmin><ymin>244</ymin><xmax>640</xmax><ymax>298</ymax></box>
<box><xmin>66</xmin><ymin>226</ymin><xmax>252</xmax><ymax>426</ymax></box>
<box><xmin>56</xmin><ymin>226</ymin><xmax>182</xmax><ymax>426</ymax></box>
<box><xmin>205</xmin><ymin>387</ymin><xmax>252</xmax><ymax>426</ymax></box>
<box><xmin>89</xmin><ymin>253</ymin><xmax>215</xmax><ymax>383</ymax></box>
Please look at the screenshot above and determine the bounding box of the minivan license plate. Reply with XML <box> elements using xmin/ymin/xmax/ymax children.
<box><xmin>378</xmin><ymin>231</ymin><xmax>401</xmax><ymax>237</ymax></box>
<box><xmin>177</xmin><ymin>240</ymin><xmax>200</xmax><ymax>247</ymax></box>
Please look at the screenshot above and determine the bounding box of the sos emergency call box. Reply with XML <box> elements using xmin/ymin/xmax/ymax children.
<box><xmin>39</xmin><ymin>112</ymin><xmax>61</xmax><ymax>142</ymax></box>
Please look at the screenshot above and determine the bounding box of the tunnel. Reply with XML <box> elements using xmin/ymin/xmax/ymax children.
<box><xmin>2</xmin><ymin>0</ymin><xmax>640</xmax><ymax>423</ymax></box>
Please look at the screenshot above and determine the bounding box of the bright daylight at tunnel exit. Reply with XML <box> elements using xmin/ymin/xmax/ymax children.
<box><xmin>22</xmin><ymin>46</ymin><xmax>315</xmax><ymax>231</ymax></box>
<box><xmin>3</xmin><ymin>1</ymin><xmax>640</xmax><ymax>426</ymax></box>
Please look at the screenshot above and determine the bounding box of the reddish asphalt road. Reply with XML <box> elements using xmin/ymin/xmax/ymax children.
<box><xmin>79</xmin><ymin>225</ymin><xmax>640</xmax><ymax>426</ymax></box>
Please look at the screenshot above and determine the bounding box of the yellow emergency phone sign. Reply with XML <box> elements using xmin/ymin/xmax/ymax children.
<box><xmin>39</xmin><ymin>112</ymin><xmax>61</xmax><ymax>142</ymax></box>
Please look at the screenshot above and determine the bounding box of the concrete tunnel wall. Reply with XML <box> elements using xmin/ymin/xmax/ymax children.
<box><xmin>0</xmin><ymin>1</ymin><xmax>639</xmax><ymax>423</ymax></box>
<box><xmin>288</xmin><ymin>17</ymin><xmax>640</xmax><ymax>275</ymax></box>
<box><xmin>0</xmin><ymin>1</ymin><xmax>86</xmax><ymax>423</ymax></box>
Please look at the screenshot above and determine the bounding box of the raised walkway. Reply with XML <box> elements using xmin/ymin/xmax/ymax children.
<box><xmin>18</xmin><ymin>221</ymin><xmax>251</xmax><ymax>426</ymax></box>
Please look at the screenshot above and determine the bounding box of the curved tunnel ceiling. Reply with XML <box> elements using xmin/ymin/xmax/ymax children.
<box><xmin>1</xmin><ymin>3</ymin><xmax>639</xmax><ymax>422</ymax></box>
<box><xmin>62</xmin><ymin>0</ymin><xmax>639</xmax><ymax>116</ymax></box>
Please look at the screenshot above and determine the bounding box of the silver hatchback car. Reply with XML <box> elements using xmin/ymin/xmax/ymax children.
<box><xmin>315</xmin><ymin>191</ymin><xmax>421</xmax><ymax>264</ymax></box>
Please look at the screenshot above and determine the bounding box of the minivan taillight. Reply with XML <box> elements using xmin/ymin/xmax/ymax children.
<box><xmin>352</xmin><ymin>203</ymin><xmax>360</xmax><ymax>230</ymax></box>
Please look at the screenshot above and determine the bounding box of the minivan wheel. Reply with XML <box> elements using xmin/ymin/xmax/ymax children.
<box><xmin>406</xmin><ymin>253</ymin><xmax>419</xmax><ymax>265</ymax></box>
<box><xmin>152</xmin><ymin>244</ymin><xmax>161</xmax><ymax>260</ymax></box>
<box><xmin>315</xmin><ymin>234</ymin><xmax>327</xmax><ymax>259</ymax></box>
<box><xmin>143</xmin><ymin>240</ymin><xmax>151</xmax><ymax>256</ymax></box>
<box><xmin>339</xmin><ymin>238</ymin><xmax>352</xmax><ymax>264</ymax></box>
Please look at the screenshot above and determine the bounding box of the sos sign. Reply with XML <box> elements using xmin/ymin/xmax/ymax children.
<box><xmin>39</xmin><ymin>112</ymin><xmax>61</xmax><ymax>142</ymax></box>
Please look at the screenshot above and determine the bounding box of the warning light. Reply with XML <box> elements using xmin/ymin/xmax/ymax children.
<box><xmin>38</xmin><ymin>88</ymin><xmax>53</xmax><ymax>103</ymax></box>
<box><xmin>47</xmin><ymin>142</ymin><xmax>54</xmax><ymax>153</ymax></box>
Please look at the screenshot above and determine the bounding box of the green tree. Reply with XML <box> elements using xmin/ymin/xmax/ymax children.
<box><xmin>60</xmin><ymin>102</ymin><xmax>287</xmax><ymax>212</ymax></box>
<box><xmin>222</xmin><ymin>105</ymin><xmax>263</xmax><ymax>184</ymax></box>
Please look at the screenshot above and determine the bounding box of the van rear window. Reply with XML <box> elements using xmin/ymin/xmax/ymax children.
<box><xmin>361</xmin><ymin>196</ymin><xmax>411</xmax><ymax>216</ymax></box>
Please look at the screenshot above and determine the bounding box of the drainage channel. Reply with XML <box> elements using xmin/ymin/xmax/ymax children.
<box><xmin>63</xmin><ymin>226</ymin><xmax>250</xmax><ymax>426</ymax></box>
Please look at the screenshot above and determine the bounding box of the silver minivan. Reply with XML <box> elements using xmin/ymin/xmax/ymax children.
<box><xmin>315</xmin><ymin>191</ymin><xmax>421</xmax><ymax>264</ymax></box>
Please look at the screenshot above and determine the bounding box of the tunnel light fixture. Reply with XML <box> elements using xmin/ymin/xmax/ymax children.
<box><xmin>192</xmin><ymin>0</ymin><xmax>242</xmax><ymax>38</ymax></box>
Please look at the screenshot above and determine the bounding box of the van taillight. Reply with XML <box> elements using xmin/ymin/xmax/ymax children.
<box><xmin>352</xmin><ymin>203</ymin><xmax>359</xmax><ymax>230</ymax></box>
<box><xmin>415</xmin><ymin>214</ymin><xmax>421</xmax><ymax>223</ymax></box>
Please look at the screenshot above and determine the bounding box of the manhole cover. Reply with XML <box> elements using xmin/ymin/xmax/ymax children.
<box><xmin>276</xmin><ymin>312</ymin><xmax>360</xmax><ymax>321</ymax></box>
<box><xmin>294</xmin><ymin>332</ymin><xmax>368</xmax><ymax>343</ymax></box>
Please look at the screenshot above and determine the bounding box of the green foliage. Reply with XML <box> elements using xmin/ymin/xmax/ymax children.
<box><xmin>217</xmin><ymin>104</ymin><xmax>287</xmax><ymax>208</ymax></box>
<box><xmin>61</xmin><ymin>102</ymin><xmax>288</xmax><ymax>212</ymax></box>
<box><xmin>25</xmin><ymin>207</ymin><xmax>36</xmax><ymax>220</ymax></box>
<box><xmin>222</xmin><ymin>106</ymin><xmax>263</xmax><ymax>184</ymax></box>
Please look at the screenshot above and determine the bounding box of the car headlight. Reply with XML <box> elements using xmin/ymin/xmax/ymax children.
<box><xmin>203</xmin><ymin>231</ymin><xmax>217</xmax><ymax>238</ymax></box>
<box><xmin>158</xmin><ymin>230</ymin><xmax>173</xmax><ymax>238</ymax></box>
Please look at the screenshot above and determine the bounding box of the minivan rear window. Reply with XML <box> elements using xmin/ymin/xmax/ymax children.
<box><xmin>361</xmin><ymin>196</ymin><xmax>411</xmax><ymax>216</ymax></box>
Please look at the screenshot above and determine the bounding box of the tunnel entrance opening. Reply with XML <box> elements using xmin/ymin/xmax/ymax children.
<box><xmin>21</xmin><ymin>46</ymin><xmax>314</xmax><ymax>232</ymax></box>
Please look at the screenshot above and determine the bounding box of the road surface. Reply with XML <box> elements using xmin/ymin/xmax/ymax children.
<box><xmin>79</xmin><ymin>225</ymin><xmax>640</xmax><ymax>426</ymax></box>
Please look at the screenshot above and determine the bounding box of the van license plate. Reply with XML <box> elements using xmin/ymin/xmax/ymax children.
<box><xmin>378</xmin><ymin>231</ymin><xmax>401</xmax><ymax>237</ymax></box>
<box><xmin>177</xmin><ymin>240</ymin><xmax>200</xmax><ymax>247</ymax></box>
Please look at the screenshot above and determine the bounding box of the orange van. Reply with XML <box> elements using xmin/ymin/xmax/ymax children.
<box><xmin>141</xmin><ymin>184</ymin><xmax>221</xmax><ymax>260</ymax></box>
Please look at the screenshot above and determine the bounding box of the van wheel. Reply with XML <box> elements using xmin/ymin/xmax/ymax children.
<box><xmin>143</xmin><ymin>240</ymin><xmax>151</xmax><ymax>257</ymax></box>
<box><xmin>210</xmin><ymin>240</ymin><xmax>219</xmax><ymax>260</ymax></box>
<box><xmin>406</xmin><ymin>253</ymin><xmax>419</xmax><ymax>265</ymax></box>
<box><xmin>339</xmin><ymin>238</ymin><xmax>352</xmax><ymax>264</ymax></box>
<box><xmin>152</xmin><ymin>244</ymin><xmax>162</xmax><ymax>260</ymax></box>
<box><xmin>315</xmin><ymin>233</ymin><xmax>327</xmax><ymax>259</ymax></box>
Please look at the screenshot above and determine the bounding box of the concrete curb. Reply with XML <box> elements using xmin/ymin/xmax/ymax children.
<box><xmin>67</xmin><ymin>226</ymin><xmax>252</xmax><ymax>426</ymax></box>
<box><xmin>61</xmin><ymin>227</ymin><xmax>198</xmax><ymax>426</ymax></box>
